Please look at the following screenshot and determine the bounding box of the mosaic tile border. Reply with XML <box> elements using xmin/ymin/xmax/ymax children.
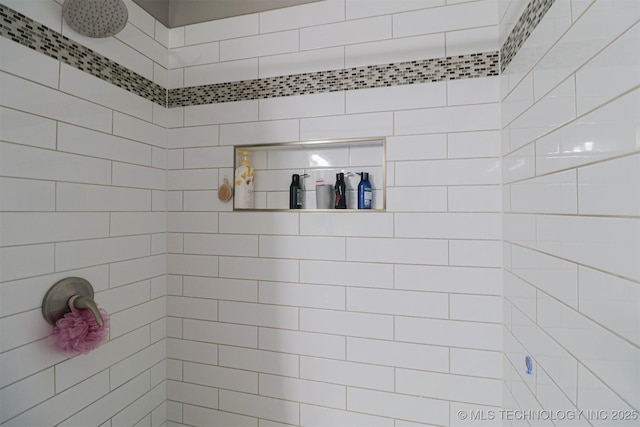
<box><xmin>500</xmin><ymin>0</ymin><xmax>556</xmax><ymax>72</ymax></box>
<box><xmin>1</xmin><ymin>3</ymin><xmax>501</xmax><ymax>109</ymax></box>
<box><xmin>168</xmin><ymin>52</ymin><xmax>499</xmax><ymax>107</ymax></box>
<box><xmin>0</xmin><ymin>3</ymin><xmax>166</xmax><ymax>105</ymax></box>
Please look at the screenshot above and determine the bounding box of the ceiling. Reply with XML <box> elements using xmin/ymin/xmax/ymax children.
<box><xmin>132</xmin><ymin>0</ymin><xmax>323</xmax><ymax>28</ymax></box>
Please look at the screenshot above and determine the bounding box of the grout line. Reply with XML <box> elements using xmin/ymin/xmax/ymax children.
<box><xmin>504</xmin><ymin>141</ymin><xmax>640</xmax><ymax>186</ymax></box>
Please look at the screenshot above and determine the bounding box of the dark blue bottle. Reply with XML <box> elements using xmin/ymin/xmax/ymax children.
<box><xmin>357</xmin><ymin>172</ymin><xmax>372</xmax><ymax>209</ymax></box>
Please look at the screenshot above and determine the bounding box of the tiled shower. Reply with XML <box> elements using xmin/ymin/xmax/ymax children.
<box><xmin>0</xmin><ymin>0</ymin><xmax>638</xmax><ymax>426</ymax></box>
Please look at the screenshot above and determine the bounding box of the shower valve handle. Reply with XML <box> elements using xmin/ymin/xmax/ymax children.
<box><xmin>73</xmin><ymin>295</ymin><xmax>104</xmax><ymax>327</ymax></box>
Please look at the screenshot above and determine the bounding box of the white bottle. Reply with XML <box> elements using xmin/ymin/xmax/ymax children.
<box><xmin>234</xmin><ymin>151</ymin><xmax>254</xmax><ymax>209</ymax></box>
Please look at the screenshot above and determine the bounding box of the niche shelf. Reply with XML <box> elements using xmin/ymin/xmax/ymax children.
<box><xmin>233</xmin><ymin>137</ymin><xmax>386</xmax><ymax>211</ymax></box>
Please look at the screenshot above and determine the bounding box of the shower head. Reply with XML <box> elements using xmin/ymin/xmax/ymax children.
<box><xmin>62</xmin><ymin>0</ymin><xmax>128</xmax><ymax>38</ymax></box>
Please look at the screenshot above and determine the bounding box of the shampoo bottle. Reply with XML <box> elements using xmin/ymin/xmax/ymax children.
<box><xmin>234</xmin><ymin>151</ymin><xmax>254</xmax><ymax>209</ymax></box>
<box><xmin>289</xmin><ymin>174</ymin><xmax>302</xmax><ymax>209</ymax></box>
<box><xmin>334</xmin><ymin>172</ymin><xmax>347</xmax><ymax>209</ymax></box>
<box><xmin>357</xmin><ymin>172</ymin><xmax>372</xmax><ymax>209</ymax></box>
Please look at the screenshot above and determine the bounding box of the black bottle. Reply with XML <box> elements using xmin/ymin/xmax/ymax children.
<box><xmin>289</xmin><ymin>174</ymin><xmax>302</xmax><ymax>209</ymax></box>
<box><xmin>334</xmin><ymin>172</ymin><xmax>347</xmax><ymax>209</ymax></box>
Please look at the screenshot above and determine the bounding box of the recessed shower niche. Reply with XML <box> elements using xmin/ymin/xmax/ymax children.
<box><xmin>233</xmin><ymin>138</ymin><xmax>386</xmax><ymax>211</ymax></box>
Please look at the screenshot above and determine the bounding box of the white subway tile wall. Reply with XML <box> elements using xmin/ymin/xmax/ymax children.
<box><xmin>156</xmin><ymin>1</ymin><xmax>503</xmax><ymax>424</ymax></box>
<box><xmin>168</xmin><ymin>0</ymin><xmax>500</xmax><ymax>86</ymax></box>
<box><xmin>501</xmin><ymin>0</ymin><xmax>640</xmax><ymax>423</ymax></box>
<box><xmin>6</xmin><ymin>0</ymin><xmax>636</xmax><ymax>425</ymax></box>
<box><xmin>0</xmin><ymin>0</ymin><xmax>168</xmax><ymax>425</ymax></box>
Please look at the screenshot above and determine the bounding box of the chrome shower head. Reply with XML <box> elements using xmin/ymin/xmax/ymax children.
<box><xmin>63</xmin><ymin>0</ymin><xmax>128</xmax><ymax>38</ymax></box>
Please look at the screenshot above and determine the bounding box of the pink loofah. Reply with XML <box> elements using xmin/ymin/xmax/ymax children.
<box><xmin>50</xmin><ymin>295</ymin><xmax>110</xmax><ymax>356</ymax></box>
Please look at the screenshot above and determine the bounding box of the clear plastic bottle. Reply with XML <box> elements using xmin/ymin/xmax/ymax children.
<box><xmin>234</xmin><ymin>151</ymin><xmax>254</xmax><ymax>209</ymax></box>
<box><xmin>357</xmin><ymin>172</ymin><xmax>372</xmax><ymax>209</ymax></box>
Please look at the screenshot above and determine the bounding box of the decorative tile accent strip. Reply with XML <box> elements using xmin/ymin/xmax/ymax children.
<box><xmin>168</xmin><ymin>52</ymin><xmax>499</xmax><ymax>107</ymax></box>
<box><xmin>500</xmin><ymin>0</ymin><xmax>556</xmax><ymax>72</ymax></box>
<box><xmin>1</xmin><ymin>3</ymin><xmax>500</xmax><ymax>109</ymax></box>
<box><xmin>0</xmin><ymin>3</ymin><xmax>166</xmax><ymax>105</ymax></box>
